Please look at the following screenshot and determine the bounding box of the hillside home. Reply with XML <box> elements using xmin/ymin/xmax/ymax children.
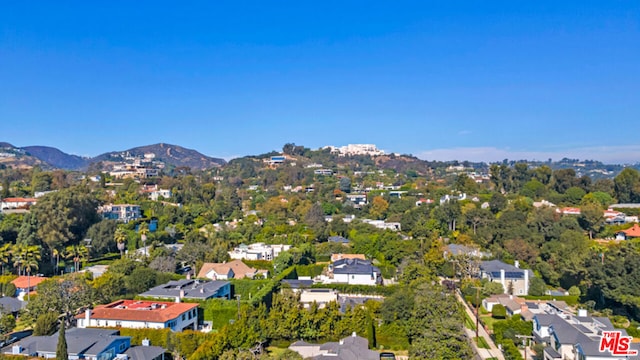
<box><xmin>197</xmin><ymin>260</ymin><xmax>267</xmax><ymax>280</ymax></box>
<box><xmin>140</xmin><ymin>279</ymin><xmax>230</xmax><ymax>300</ymax></box>
<box><xmin>479</xmin><ymin>260</ymin><xmax>533</xmax><ymax>295</ymax></box>
<box><xmin>299</xmin><ymin>289</ymin><xmax>338</xmax><ymax>309</ymax></box>
<box><xmin>77</xmin><ymin>300</ymin><xmax>199</xmax><ymax>332</ymax></box>
<box><xmin>0</xmin><ymin>197</ymin><xmax>37</xmax><ymax>212</ymax></box>
<box><xmin>98</xmin><ymin>204</ymin><xmax>142</xmax><ymax>223</ymax></box>
<box><xmin>11</xmin><ymin>276</ymin><xmax>48</xmax><ymax>300</ymax></box>
<box><xmin>228</xmin><ymin>243</ymin><xmax>290</xmax><ymax>261</ymax></box>
<box><xmin>329</xmin><ymin>259</ymin><xmax>381</xmax><ymax>286</ymax></box>
<box><xmin>615</xmin><ymin>224</ymin><xmax>640</xmax><ymax>240</ymax></box>
<box><xmin>5</xmin><ymin>328</ymin><xmax>132</xmax><ymax>360</ymax></box>
<box><xmin>289</xmin><ymin>332</ymin><xmax>380</xmax><ymax>359</ymax></box>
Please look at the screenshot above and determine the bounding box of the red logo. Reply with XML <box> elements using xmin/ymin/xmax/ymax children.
<box><xmin>599</xmin><ymin>331</ymin><xmax>638</xmax><ymax>356</ymax></box>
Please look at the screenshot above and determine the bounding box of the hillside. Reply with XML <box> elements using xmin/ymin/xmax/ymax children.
<box><xmin>22</xmin><ymin>146</ymin><xmax>89</xmax><ymax>170</ymax></box>
<box><xmin>91</xmin><ymin>143</ymin><xmax>226</xmax><ymax>170</ymax></box>
<box><xmin>0</xmin><ymin>143</ymin><xmax>48</xmax><ymax>169</ymax></box>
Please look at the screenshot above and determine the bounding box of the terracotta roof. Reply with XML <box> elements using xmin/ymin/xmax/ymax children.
<box><xmin>11</xmin><ymin>276</ymin><xmax>48</xmax><ymax>289</ymax></box>
<box><xmin>75</xmin><ymin>300</ymin><xmax>198</xmax><ymax>323</ymax></box>
<box><xmin>330</xmin><ymin>253</ymin><xmax>366</xmax><ymax>263</ymax></box>
<box><xmin>197</xmin><ymin>260</ymin><xmax>258</xmax><ymax>279</ymax></box>
<box><xmin>1</xmin><ymin>198</ymin><xmax>37</xmax><ymax>202</ymax></box>
<box><xmin>622</xmin><ymin>224</ymin><xmax>640</xmax><ymax>238</ymax></box>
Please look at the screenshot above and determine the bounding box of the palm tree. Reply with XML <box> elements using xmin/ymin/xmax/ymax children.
<box><xmin>11</xmin><ymin>243</ymin><xmax>27</xmax><ymax>276</ymax></box>
<box><xmin>114</xmin><ymin>227</ymin><xmax>128</xmax><ymax>258</ymax></box>
<box><xmin>139</xmin><ymin>223</ymin><xmax>150</xmax><ymax>257</ymax></box>
<box><xmin>52</xmin><ymin>248</ymin><xmax>62</xmax><ymax>273</ymax></box>
<box><xmin>0</xmin><ymin>243</ymin><xmax>11</xmax><ymax>275</ymax></box>
<box><xmin>64</xmin><ymin>245</ymin><xmax>88</xmax><ymax>273</ymax></box>
<box><xmin>23</xmin><ymin>245</ymin><xmax>41</xmax><ymax>301</ymax></box>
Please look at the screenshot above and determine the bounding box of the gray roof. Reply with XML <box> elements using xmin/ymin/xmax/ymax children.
<box><xmin>333</xmin><ymin>259</ymin><xmax>380</xmax><ymax>275</ymax></box>
<box><xmin>534</xmin><ymin>314</ymin><xmax>563</xmax><ymax>327</ymax></box>
<box><xmin>140</xmin><ymin>279</ymin><xmax>229</xmax><ymax>300</ymax></box>
<box><xmin>0</xmin><ymin>297</ymin><xmax>25</xmax><ymax>313</ymax></box>
<box><xmin>281</xmin><ymin>279</ymin><xmax>314</xmax><ymax>289</ymax></box>
<box><xmin>124</xmin><ymin>345</ymin><xmax>166</xmax><ymax>360</ymax></box>
<box><xmin>314</xmin><ymin>334</ymin><xmax>379</xmax><ymax>360</ymax></box>
<box><xmin>7</xmin><ymin>328</ymin><xmax>129</xmax><ymax>357</ymax></box>
<box><xmin>328</xmin><ymin>236</ymin><xmax>350</xmax><ymax>244</ymax></box>
<box><xmin>480</xmin><ymin>260</ymin><xmax>533</xmax><ymax>280</ymax></box>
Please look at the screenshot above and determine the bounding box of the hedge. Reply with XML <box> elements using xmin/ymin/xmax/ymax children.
<box><xmin>311</xmin><ymin>283</ymin><xmax>398</xmax><ymax>296</ymax></box>
<box><xmin>295</xmin><ymin>264</ymin><xmax>325</xmax><ymax>278</ymax></box>
<box><xmin>230</xmin><ymin>279</ymin><xmax>271</xmax><ymax>301</ymax></box>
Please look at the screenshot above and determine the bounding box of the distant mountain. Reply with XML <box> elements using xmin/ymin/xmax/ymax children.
<box><xmin>22</xmin><ymin>146</ymin><xmax>89</xmax><ymax>170</ymax></box>
<box><xmin>0</xmin><ymin>143</ymin><xmax>48</xmax><ymax>169</ymax></box>
<box><xmin>91</xmin><ymin>143</ymin><xmax>226</xmax><ymax>170</ymax></box>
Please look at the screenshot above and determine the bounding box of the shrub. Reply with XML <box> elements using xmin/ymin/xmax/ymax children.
<box><xmin>492</xmin><ymin>304</ymin><xmax>507</xmax><ymax>319</ymax></box>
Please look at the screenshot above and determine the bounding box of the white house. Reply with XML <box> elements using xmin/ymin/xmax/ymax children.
<box><xmin>329</xmin><ymin>259</ymin><xmax>381</xmax><ymax>286</ymax></box>
<box><xmin>77</xmin><ymin>300</ymin><xmax>198</xmax><ymax>332</ymax></box>
<box><xmin>228</xmin><ymin>243</ymin><xmax>290</xmax><ymax>261</ymax></box>
<box><xmin>98</xmin><ymin>204</ymin><xmax>142</xmax><ymax>223</ymax></box>
<box><xmin>299</xmin><ymin>289</ymin><xmax>338</xmax><ymax>309</ymax></box>
<box><xmin>0</xmin><ymin>197</ymin><xmax>37</xmax><ymax>212</ymax></box>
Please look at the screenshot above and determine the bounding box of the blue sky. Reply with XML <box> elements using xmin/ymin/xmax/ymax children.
<box><xmin>1</xmin><ymin>1</ymin><xmax>639</xmax><ymax>163</ymax></box>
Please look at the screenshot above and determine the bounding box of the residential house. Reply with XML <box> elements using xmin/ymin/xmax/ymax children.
<box><xmin>615</xmin><ymin>223</ymin><xmax>640</xmax><ymax>240</ymax></box>
<box><xmin>11</xmin><ymin>276</ymin><xmax>48</xmax><ymax>300</ymax></box>
<box><xmin>482</xmin><ymin>294</ymin><xmax>525</xmax><ymax>316</ymax></box>
<box><xmin>98</xmin><ymin>204</ymin><xmax>142</xmax><ymax>223</ymax></box>
<box><xmin>361</xmin><ymin>219</ymin><xmax>401</xmax><ymax>231</ymax></box>
<box><xmin>228</xmin><ymin>243</ymin><xmax>290</xmax><ymax>261</ymax></box>
<box><xmin>440</xmin><ymin>193</ymin><xmax>467</xmax><ymax>204</ymax></box>
<box><xmin>140</xmin><ymin>279</ymin><xmax>230</xmax><ymax>300</ymax></box>
<box><xmin>299</xmin><ymin>289</ymin><xmax>338</xmax><ymax>309</ymax></box>
<box><xmin>0</xmin><ymin>297</ymin><xmax>25</xmax><ymax>317</ymax></box>
<box><xmin>289</xmin><ymin>332</ymin><xmax>380</xmax><ymax>360</ymax></box>
<box><xmin>479</xmin><ymin>260</ymin><xmax>533</xmax><ymax>295</ymax></box>
<box><xmin>415</xmin><ymin>198</ymin><xmax>434</xmax><ymax>206</ymax></box>
<box><xmin>328</xmin><ymin>259</ymin><xmax>381</xmax><ymax>286</ymax></box>
<box><xmin>330</xmin><ymin>253</ymin><xmax>366</xmax><ymax>263</ymax></box>
<box><xmin>0</xmin><ymin>197</ymin><xmax>37</xmax><ymax>213</ymax></box>
<box><xmin>445</xmin><ymin>244</ymin><xmax>489</xmax><ymax>258</ymax></box>
<box><xmin>197</xmin><ymin>260</ymin><xmax>267</xmax><ymax>280</ymax></box>
<box><xmin>324</xmin><ymin>214</ymin><xmax>356</xmax><ymax>223</ymax></box>
<box><xmin>346</xmin><ymin>194</ymin><xmax>368</xmax><ymax>207</ymax></box>
<box><xmin>557</xmin><ymin>207</ymin><xmax>581</xmax><ymax>215</ymax></box>
<box><xmin>314</xmin><ymin>169</ymin><xmax>334</xmax><ymax>176</ymax></box>
<box><xmin>77</xmin><ymin>300</ymin><xmax>199</xmax><ymax>331</ymax></box>
<box><xmin>124</xmin><ymin>339</ymin><xmax>167</xmax><ymax>360</ymax></box>
<box><xmin>5</xmin><ymin>328</ymin><xmax>131</xmax><ymax>360</ymax></box>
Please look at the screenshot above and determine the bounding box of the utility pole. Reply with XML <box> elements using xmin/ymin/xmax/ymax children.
<box><xmin>516</xmin><ymin>335</ymin><xmax>535</xmax><ymax>360</ymax></box>
<box><xmin>471</xmin><ymin>286</ymin><xmax>482</xmax><ymax>342</ymax></box>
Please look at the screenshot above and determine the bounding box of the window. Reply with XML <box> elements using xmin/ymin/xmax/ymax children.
<box><xmin>119</xmin><ymin>343</ymin><xmax>125</xmax><ymax>351</ymax></box>
<box><xmin>182</xmin><ymin>314</ymin><xmax>186</xmax><ymax>321</ymax></box>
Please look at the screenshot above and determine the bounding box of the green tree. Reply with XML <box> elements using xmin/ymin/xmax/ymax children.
<box><xmin>85</xmin><ymin>220</ymin><xmax>118</xmax><ymax>257</ymax></box>
<box><xmin>528</xmin><ymin>277</ymin><xmax>546</xmax><ymax>296</ymax></box>
<box><xmin>579</xmin><ymin>204</ymin><xmax>605</xmax><ymax>239</ymax></box>
<box><xmin>0</xmin><ymin>243</ymin><xmax>11</xmax><ymax>275</ymax></box>
<box><xmin>64</xmin><ymin>245</ymin><xmax>88</xmax><ymax>272</ymax></box>
<box><xmin>614</xmin><ymin>168</ymin><xmax>640</xmax><ymax>203</ymax></box>
<box><xmin>56</xmin><ymin>320</ymin><xmax>68</xmax><ymax>360</ymax></box>
<box><xmin>114</xmin><ymin>227</ymin><xmax>128</xmax><ymax>258</ymax></box>
<box><xmin>0</xmin><ymin>314</ymin><xmax>15</xmax><ymax>334</ymax></box>
<box><xmin>492</xmin><ymin>304</ymin><xmax>507</xmax><ymax>319</ymax></box>
<box><xmin>33</xmin><ymin>312</ymin><xmax>58</xmax><ymax>336</ymax></box>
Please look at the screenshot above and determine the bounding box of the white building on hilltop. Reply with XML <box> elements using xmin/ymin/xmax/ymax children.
<box><xmin>325</xmin><ymin>144</ymin><xmax>385</xmax><ymax>157</ymax></box>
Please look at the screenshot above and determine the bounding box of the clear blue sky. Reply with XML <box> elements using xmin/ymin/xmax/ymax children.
<box><xmin>1</xmin><ymin>1</ymin><xmax>639</xmax><ymax>162</ymax></box>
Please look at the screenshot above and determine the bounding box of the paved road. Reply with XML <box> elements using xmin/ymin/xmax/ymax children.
<box><xmin>454</xmin><ymin>290</ymin><xmax>505</xmax><ymax>360</ymax></box>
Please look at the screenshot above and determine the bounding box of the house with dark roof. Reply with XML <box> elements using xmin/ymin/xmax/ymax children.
<box><xmin>328</xmin><ymin>235</ymin><xmax>350</xmax><ymax>244</ymax></box>
<box><xmin>479</xmin><ymin>260</ymin><xmax>533</xmax><ymax>295</ymax></box>
<box><xmin>140</xmin><ymin>279</ymin><xmax>230</xmax><ymax>300</ymax></box>
<box><xmin>76</xmin><ymin>300</ymin><xmax>199</xmax><ymax>332</ymax></box>
<box><xmin>4</xmin><ymin>328</ymin><xmax>131</xmax><ymax>360</ymax></box>
<box><xmin>289</xmin><ymin>332</ymin><xmax>380</xmax><ymax>360</ymax></box>
<box><xmin>0</xmin><ymin>297</ymin><xmax>25</xmax><ymax>316</ymax></box>
<box><xmin>124</xmin><ymin>339</ymin><xmax>167</xmax><ymax>360</ymax></box>
<box><xmin>329</xmin><ymin>259</ymin><xmax>381</xmax><ymax>286</ymax></box>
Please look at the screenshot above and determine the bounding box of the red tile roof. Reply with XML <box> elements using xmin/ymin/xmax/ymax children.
<box><xmin>76</xmin><ymin>300</ymin><xmax>198</xmax><ymax>323</ymax></box>
<box><xmin>1</xmin><ymin>197</ymin><xmax>37</xmax><ymax>203</ymax></box>
<box><xmin>11</xmin><ymin>276</ymin><xmax>48</xmax><ymax>289</ymax></box>
<box><xmin>622</xmin><ymin>224</ymin><xmax>640</xmax><ymax>238</ymax></box>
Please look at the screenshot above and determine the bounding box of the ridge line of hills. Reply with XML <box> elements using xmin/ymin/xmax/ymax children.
<box><xmin>0</xmin><ymin>142</ymin><xmax>226</xmax><ymax>171</ymax></box>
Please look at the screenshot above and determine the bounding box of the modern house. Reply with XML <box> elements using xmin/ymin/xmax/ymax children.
<box><xmin>77</xmin><ymin>300</ymin><xmax>199</xmax><ymax>332</ymax></box>
<box><xmin>228</xmin><ymin>243</ymin><xmax>290</xmax><ymax>261</ymax></box>
<box><xmin>289</xmin><ymin>332</ymin><xmax>380</xmax><ymax>359</ymax></box>
<box><xmin>328</xmin><ymin>259</ymin><xmax>381</xmax><ymax>286</ymax></box>
<box><xmin>346</xmin><ymin>194</ymin><xmax>368</xmax><ymax>207</ymax></box>
<box><xmin>140</xmin><ymin>279</ymin><xmax>230</xmax><ymax>300</ymax></box>
<box><xmin>197</xmin><ymin>260</ymin><xmax>267</xmax><ymax>280</ymax></box>
<box><xmin>5</xmin><ymin>328</ymin><xmax>131</xmax><ymax>360</ymax></box>
<box><xmin>98</xmin><ymin>204</ymin><xmax>142</xmax><ymax>223</ymax></box>
<box><xmin>479</xmin><ymin>260</ymin><xmax>533</xmax><ymax>295</ymax></box>
<box><xmin>299</xmin><ymin>289</ymin><xmax>338</xmax><ymax>309</ymax></box>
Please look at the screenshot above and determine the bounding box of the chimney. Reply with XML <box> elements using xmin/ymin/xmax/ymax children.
<box><xmin>524</xmin><ymin>270</ymin><xmax>529</xmax><ymax>295</ymax></box>
<box><xmin>142</xmin><ymin>338</ymin><xmax>150</xmax><ymax>346</ymax></box>
<box><xmin>186</xmin><ymin>273</ymin><xmax>191</xmax><ymax>280</ymax></box>
<box><xmin>500</xmin><ymin>269</ymin><xmax>506</xmax><ymax>293</ymax></box>
<box><xmin>85</xmin><ymin>309</ymin><xmax>91</xmax><ymax>325</ymax></box>
<box><xmin>578</xmin><ymin>309</ymin><xmax>588</xmax><ymax>317</ymax></box>
<box><xmin>352</xmin><ymin>332</ymin><xmax>357</xmax><ymax>337</ymax></box>
<box><xmin>179</xmin><ymin>290</ymin><xmax>185</xmax><ymax>299</ymax></box>
<box><xmin>521</xmin><ymin>303</ymin><xmax>528</xmax><ymax>313</ymax></box>
<box><xmin>514</xmin><ymin>260</ymin><xmax>520</xmax><ymax>268</ymax></box>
